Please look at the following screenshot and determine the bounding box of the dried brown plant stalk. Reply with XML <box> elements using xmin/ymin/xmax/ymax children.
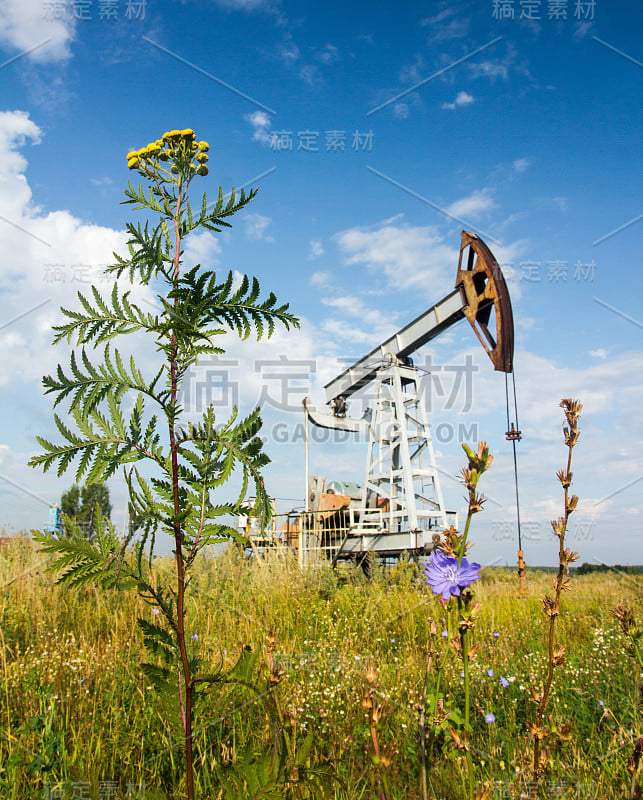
<box><xmin>362</xmin><ymin>661</ymin><xmax>395</xmax><ymax>800</ymax></box>
<box><xmin>418</xmin><ymin>620</ymin><xmax>437</xmax><ymax>800</ymax></box>
<box><xmin>530</xmin><ymin>398</ymin><xmax>582</xmax><ymax>780</ymax></box>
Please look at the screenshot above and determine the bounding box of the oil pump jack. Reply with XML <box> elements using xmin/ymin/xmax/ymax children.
<box><xmin>300</xmin><ymin>231</ymin><xmax>518</xmax><ymax>566</ymax></box>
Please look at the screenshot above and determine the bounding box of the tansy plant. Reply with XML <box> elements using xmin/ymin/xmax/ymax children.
<box><xmin>29</xmin><ymin>128</ymin><xmax>298</xmax><ymax>800</ymax></box>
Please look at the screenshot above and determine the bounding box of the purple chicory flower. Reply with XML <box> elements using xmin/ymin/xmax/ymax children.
<box><xmin>500</xmin><ymin>676</ymin><xmax>509</xmax><ymax>688</ymax></box>
<box><xmin>423</xmin><ymin>551</ymin><xmax>481</xmax><ymax>602</ymax></box>
<box><xmin>485</xmin><ymin>713</ymin><xmax>496</xmax><ymax>724</ymax></box>
<box><xmin>487</xmin><ymin>669</ymin><xmax>494</xmax><ymax>677</ymax></box>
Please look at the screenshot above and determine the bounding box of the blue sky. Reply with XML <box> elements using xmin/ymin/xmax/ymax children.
<box><xmin>0</xmin><ymin>0</ymin><xmax>641</xmax><ymax>566</ymax></box>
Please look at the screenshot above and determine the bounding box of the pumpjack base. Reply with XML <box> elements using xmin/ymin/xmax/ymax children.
<box><xmin>332</xmin><ymin>529</ymin><xmax>441</xmax><ymax>560</ymax></box>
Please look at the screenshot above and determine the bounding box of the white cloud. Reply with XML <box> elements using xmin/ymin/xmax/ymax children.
<box><xmin>278</xmin><ymin>39</ymin><xmax>299</xmax><ymax>65</ymax></box>
<box><xmin>308</xmin><ymin>240</ymin><xmax>324</xmax><ymax>259</ymax></box>
<box><xmin>299</xmin><ymin>64</ymin><xmax>319</xmax><ymax>85</ymax></box>
<box><xmin>446</xmin><ymin>188</ymin><xmax>495</xmax><ymax>219</ymax></box>
<box><xmin>333</xmin><ymin>214</ymin><xmax>524</xmax><ymax>303</ymax></box>
<box><xmin>466</xmin><ymin>42</ymin><xmax>528</xmax><ymax>85</ymax></box>
<box><xmin>537</xmin><ymin>196</ymin><xmax>568</xmax><ymax>213</ymax></box>
<box><xmin>321</xmin><ymin>296</ymin><xmax>395</xmax><ymax>340</ymax></box>
<box><xmin>275</xmin><ymin>35</ymin><xmax>319</xmax><ymax>84</ymax></box>
<box><xmin>0</xmin><ymin>111</ymin><xmax>158</xmax><ymax>393</ymax></box>
<box><xmin>590</xmin><ymin>348</ymin><xmax>608</xmax><ymax>360</ymax></box>
<box><xmin>310</xmin><ymin>270</ymin><xmax>331</xmax><ymax>287</ymax></box>
<box><xmin>399</xmin><ymin>54</ymin><xmax>425</xmax><ymax>85</ymax></box>
<box><xmin>320</xmin><ymin>295</ymin><xmax>398</xmax><ymax>347</ymax></box>
<box><xmin>455</xmin><ymin>90</ymin><xmax>474</xmax><ymax>105</ymax></box>
<box><xmin>468</xmin><ymin>60</ymin><xmax>508</xmax><ymax>81</ymax></box>
<box><xmin>183</xmin><ymin>230</ymin><xmax>222</xmax><ymax>266</ymax></box>
<box><xmin>244</xmin><ymin>213</ymin><xmax>274</xmax><ymax>242</ymax></box>
<box><xmin>441</xmin><ymin>90</ymin><xmax>474</xmax><ymax>110</ymax></box>
<box><xmin>90</xmin><ymin>176</ymin><xmax>113</xmax><ymax>187</ymax></box>
<box><xmin>0</xmin><ymin>0</ymin><xmax>76</xmax><ymax>62</ymax></box>
<box><xmin>334</xmin><ymin>221</ymin><xmax>458</xmax><ymax>293</ymax></box>
<box><xmin>321</xmin><ymin>318</ymin><xmax>386</xmax><ymax>347</ymax></box>
<box><xmin>275</xmin><ymin>36</ymin><xmax>337</xmax><ymax>86</ymax></box>
<box><xmin>393</xmin><ymin>103</ymin><xmax>409</xmax><ymax>119</ymax></box>
<box><xmin>512</xmin><ymin>158</ymin><xmax>530</xmax><ymax>173</ymax></box>
<box><xmin>245</xmin><ymin>110</ymin><xmax>273</xmax><ymax>145</ymax></box>
<box><xmin>421</xmin><ymin>7</ymin><xmax>470</xmax><ymax>43</ymax></box>
<box><xmin>573</xmin><ymin>21</ymin><xmax>594</xmax><ymax>41</ymax></box>
<box><xmin>0</xmin><ymin>110</ymin><xmax>40</xmax><ymax>217</ymax></box>
<box><xmin>316</xmin><ymin>43</ymin><xmax>339</xmax><ymax>64</ymax></box>
<box><xmin>277</xmin><ymin>33</ymin><xmax>301</xmax><ymax>67</ymax></box>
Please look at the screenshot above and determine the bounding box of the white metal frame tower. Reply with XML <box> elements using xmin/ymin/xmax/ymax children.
<box><xmin>357</xmin><ymin>359</ymin><xmax>448</xmax><ymax>534</ymax></box>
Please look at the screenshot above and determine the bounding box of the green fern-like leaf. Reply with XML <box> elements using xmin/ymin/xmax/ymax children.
<box><xmin>53</xmin><ymin>283</ymin><xmax>157</xmax><ymax>345</ymax></box>
<box><xmin>31</xmin><ymin>514</ymin><xmax>121</xmax><ymax>588</ymax></box>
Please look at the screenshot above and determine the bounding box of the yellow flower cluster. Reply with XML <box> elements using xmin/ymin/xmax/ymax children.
<box><xmin>126</xmin><ymin>129</ymin><xmax>210</xmax><ymax>176</ymax></box>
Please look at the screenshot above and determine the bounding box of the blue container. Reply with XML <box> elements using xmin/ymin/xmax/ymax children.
<box><xmin>44</xmin><ymin>505</ymin><xmax>63</xmax><ymax>535</ymax></box>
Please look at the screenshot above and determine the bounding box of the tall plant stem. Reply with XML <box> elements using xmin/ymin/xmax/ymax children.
<box><xmin>419</xmin><ymin>628</ymin><xmax>435</xmax><ymax>800</ymax></box>
<box><xmin>457</xmin><ymin>510</ymin><xmax>474</xmax><ymax>567</ymax></box>
<box><xmin>459</xmin><ymin>599</ymin><xmax>474</xmax><ymax>800</ymax></box>
<box><xmin>533</xmin><ymin>440</ymin><xmax>574</xmax><ymax>780</ymax></box>
<box><xmin>458</xmin><ymin>504</ymin><xmax>477</xmax><ymax>799</ymax></box>
<box><xmin>168</xmin><ymin>181</ymin><xmax>195</xmax><ymax>800</ymax></box>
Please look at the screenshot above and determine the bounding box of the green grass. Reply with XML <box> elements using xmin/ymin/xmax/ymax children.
<box><xmin>1</xmin><ymin>537</ymin><xmax>641</xmax><ymax>799</ymax></box>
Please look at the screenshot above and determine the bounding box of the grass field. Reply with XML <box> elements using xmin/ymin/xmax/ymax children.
<box><xmin>0</xmin><ymin>535</ymin><xmax>641</xmax><ymax>799</ymax></box>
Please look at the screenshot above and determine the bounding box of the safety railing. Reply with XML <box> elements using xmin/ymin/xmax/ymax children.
<box><xmin>238</xmin><ymin>504</ymin><xmax>457</xmax><ymax>568</ymax></box>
